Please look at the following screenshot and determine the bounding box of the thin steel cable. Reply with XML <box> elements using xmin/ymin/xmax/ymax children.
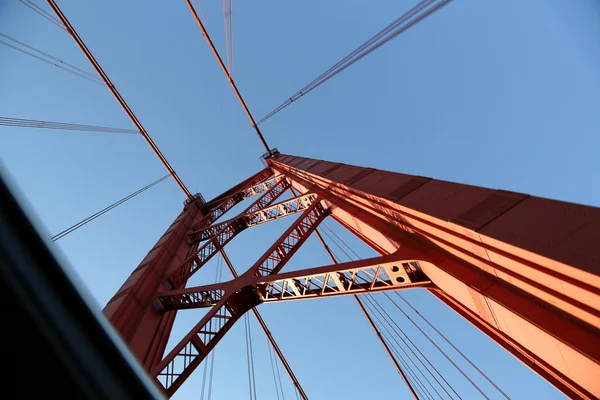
<box><xmin>47</xmin><ymin>0</ymin><xmax>193</xmax><ymax>199</ymax></box>
<box><xmin>372</xmin><ymin>291</ymin><xmax>460</xmax><ymax>399</ymax></box>
<box><xmin>185</xmin><ymin>0</ymin><xmax>270</xmax><ymax>152</ymax></box>
<box><xmin>357</xmin><ymin>291</ymin><xmax>427</xmax><ymax>400</ymax></box>
<box><xmin>382</xmin><ymin>291</ymin><xmax>491</xmax><ymax>399</ymax></box>
<box><xmin>324</xmin><ymin>225</ymin><xmax>496</xmax><ymax>398</ymax></box>
<box><xmin>326</xmin><ymin>235</ymin><xmax>458</xmax><ymax>399</ymax></box>
<box><xmin>222</xmin><ymin>0</ymin><xmax>231</xmax><ymax>73</ymax></box>
<box><xmin>363</xmin><ymin>296</ymin><xmax>435</xmax><ymax>400</ymax></box>
<box><xmin>267</xmin><ymin>340</ymin><xmax>282</xmax><ymax>400</ymax></box>
<box><xmin>229</xmin><ymin>0</ymin><xmax>234</xmax><ymax>78</ymax></box>
<box><xmin>363</xmin><ymin>295</ymin><xmax>445</xmax><ymax>400</ymax></box>
<box><xmin>395</xmin><ymin>293</ymin><xmax>511</xmax><ymax>399</ymax></box>
<box><xmin>321</xmin><ymin>223</ymin><xmax>360</xmax><ymax>259</ymax></box>
<box><xmin>273</xmin><ymin>340</ymin><xmax>286</xmax><ymax>400</ymax></box>
<box><xmin>51</xmin><ymin>175</ymin><xmax>170</xmax><ymax>241</ymax></box>
<box><xmin>392</xmin><ymin>346</ymin><xmax>429</xmax><ymax>400</ymax></box>
<box><xmin>0</xmin><ymin>32</ymin><xmax>100</xmax><ymax>80</ymax></box>
<box><xmin>244</xmin><ymin>314</ymin><xmax>256</xmax><ymax>400</ymax></box>
<box><xmin>201</xmin><ymin>255</ymin><xmax>223</xmax><ymax>400</ymax></box>
<box><xmin>248</xmin><ymin>316</ymin><xmax>258</xmax><ymax>400</ymax></box>
<box><xmin>320</xmin><ymin>228</ymin><xmax>354</xmax><ymax>261</ymax></box>
<box><xmin>19</xmin><ymin>0</ymin><xmax>66</xmax><ymax>30</ymax></box>
<box><xmin>0</xmin><ymin>38</ymin><xmax>104</xmax><ymax>85</ymax></box>
<box><xmin>207</xmin><ymin>255</ymin><xmax>223</xmax><ymax>400</ymax></box>
<box><xmin>258</xmin><ymin>0</ymin><xmax>454</xmax><ymax>124</ymax></box>
<box><xmin>263</xmin><ymin>0</ymin><xmax>435</xmax><ymax>120</ymax></box>
<box><xmin>0</xmin><ymin>116</ymin><xmax>138</xmax><ymax>134</ymax></box>
<box><xmin>369</xmin><ymin>294</ymin><xmax>457</xmax><ymax>399</ymax></box>
<box><xmin>200</xmin><ymin>350</ymin><xmax>209</xmax><ymax>400</ymax></box>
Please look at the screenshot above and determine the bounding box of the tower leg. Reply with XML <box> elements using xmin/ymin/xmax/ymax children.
<box><xmin>269</xmin><ymin>153</ymin><xmax>600</xmax><ymax>399</ymax></box>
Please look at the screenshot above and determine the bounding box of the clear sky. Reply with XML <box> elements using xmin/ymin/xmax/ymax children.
<box><xmin>1</xmin><ymin>0</ymin><xmax>600</xmax><ymax>399</ymax></box>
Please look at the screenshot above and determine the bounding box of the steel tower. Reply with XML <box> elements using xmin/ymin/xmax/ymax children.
<box><xmin>36</xmin><ymin>1</ymin><xmax>600</xmax><ymax>398</ymax></box>
<box><xmin>104</xmin><ymin>149</ymin><xmax>600</xmax><ymax>399</ymax></box>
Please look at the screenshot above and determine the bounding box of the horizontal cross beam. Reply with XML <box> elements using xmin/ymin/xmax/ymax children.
<box><xmin>152</xmin><ymin>197</ymin><xmax>330</xmax><ymax>395</ymax></box>
<box><xmin>157</xmin><ymin>254</ymin><xmax>431</xmax><ymax>310</ymax></box>
<box><xmin>167</xmin><ymin>179</ymin><xmax>291</xmax><ymax>287</ymax></box>
<box><xmin>188</xmin><ymin>193</ymin><xmax>317</xmax><ymax>243</ymax></box>
<box><xmin>190</xmin><ymin>172</ymin><xmax>281</xmax><ymax>233</ymax></box>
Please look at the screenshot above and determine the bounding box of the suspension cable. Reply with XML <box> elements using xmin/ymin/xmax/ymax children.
<box><xmin>244</xmin><ymin>314</ymin><xmax>258</xmax><ymax>400</ymax></box>
<box><xmin>321</xmin><ymin>223</ymin><xmax>361</xmax><ymax>259</ymax></box>
<box><xmin>0</xmin><ymin>32</ymin><xmax>100</xmax><ymax>81</ymax></box>
<box><xmin>185</xmin><ymin>0</ymin><xmax>270</xmax><ymax>153</ymax></box>
<box><xmin>322</xmin><ymin>222</ymin><xmax>505</xmax><ymax>397</ymax></box>
<box><xmin>200</xmin><ymin>347</ymin><xmax>210</xmax><ymax>400</ymax></box>
<box><xmin>319</xmin><ymin>223</ymin><xmax>468</xmax><ymax>399</ymax></box>
<box><xmin>362</xmin><ymin>295</ymin><xmax>436</xmax><ymax>400</ymax></box>
<box><xmin>51</xmin><ymin>175</ymin><xmax>170</xmax><ymax>241</ymax></box>
<box><xmin>382</xmin><ymin>291</ymin><xmax>491</xmax><ymax>399</ymax></box>
<box><xmin>0</xmin><ymin>36</ymin><xmax>103</xmax><ymax>85</ymax></box>
<box><xmin>312</xmin><ymin>225</ymin><xmax>420</xmax><ymax>399</ymax></box>
<box><xmin>355</xmin><ymin>294</ymin><xmax>420</xmax><ymax>399</ymax></box>
<box><xmin>363</xmin><ymin>294</ymin><xmax>446</xmax><ymax>400</ymax></box>
<box><xmin>200</xmin><ymin>254</ymin><xmax>223</xmax><ymax>400</ymax></box>
<box><xmin>0</xmin><ymin>116</ymin><xmax>138</xmax><ymax>134</ymax></box>
<box><xmin>19</xmin><ymin>0</ymin><xmax>66</xmax><ymax>30</ymax></box>
<box><xmin>46</xmin><ymin>0</ymin><xmax>193</xmax><ymax>199</ymax></box>
<box><xmin>209</xmin><ymin>255</ymin><xmax>224</xmax><ymax>399</ymax></box>
<box><xmin>229</xmin><ymin>0</ymin><xmax>234</xmax><ymax>78</ymax></box>
<box><xmin>319</xmin><ymin>227</ymin><xmax>354</xmax><ymax>261</ymax></box>
<box><xmin>272</xmin><ymin>340</ymin><xmax>286</xmax><ymax>400</ymax></box>
<box><xmin>218</xmin><ymin>229</ymin><xmax>309</xmax><ymax>400</ymax></box>
<box><xmin>222</xmin><ymin>0</ymin><xmax>231</xmax><ymax>74</ymax></box>
<box><xmin>324</xmin><ymin>225</ymin><xmax>490</xmax><ymax>398</ymax></box>
<box><xmin>267</xmin><ymin>340</ymin><xmax>282</xmax><ymax>400</ymax></box>
<box><xmin>396</xmin><ymin>293</ymin><xmax>511</xmax><ymax>399</ymax></box>
<box><xmin>258</xmin><ymin>0</ymin><xmax>454</xmax><ymax>125</ymax></box>
<box><xmin>368</xmin><ymin>293</ymin><xmax>459</xmax><ymax>399</ymax></box>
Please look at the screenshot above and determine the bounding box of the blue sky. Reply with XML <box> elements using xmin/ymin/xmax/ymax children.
<box><xmin>2</xmin><ymin>0</ymin><xmax>600</xmax><ymax>398</ymax></box>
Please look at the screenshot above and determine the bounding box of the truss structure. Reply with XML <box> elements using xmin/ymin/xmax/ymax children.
<box><xmin>103</xmin><ymin>152</ymin><xmax>600</xmax><ymax>399</ymax></box>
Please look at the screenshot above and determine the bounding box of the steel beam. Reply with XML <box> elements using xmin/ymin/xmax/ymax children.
<box><xmin>168</xmin><ymin>178</ymin><xmax>290</xmax><ymax>287</ymax></box>
<box><xmin>100</xmin><ymin>169</ymin><xmax>271</xmax><ymax>371</ymax></box>
<box><xmin>189</xmin><ymin>193</ymin><xmax>316</xmax><ymax>243</ymax></box>
<box><xmin>151</xmin><ymin>197</ymin><xmax>329</xmax><ymax>396</ymax></box>
<box><xmin>157</xmin><ymin>254</ymin><xmax>431</xmax><ymax>310</ymax></box>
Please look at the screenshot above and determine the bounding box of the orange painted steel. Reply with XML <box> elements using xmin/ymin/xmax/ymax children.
<box><xmin>101</xmin><ymin>168</ymin><xmax>272</xmax><ymax>371</ymax></box>
<box><xmin>268</xmin><ymin>153</ymin><xmax>600</xmax><ymax>400</ymax></box>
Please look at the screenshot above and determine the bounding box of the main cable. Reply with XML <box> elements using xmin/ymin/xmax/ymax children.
<box><xmin>0</xmin><ymin>116</ymin><xmax>138</xmax><ymax>134</ymax></box>
<box><xmin>258</xmin><ymin>0</ymin><xmax>454</xmax><ymax>124</ymax></box>
<box><xmin>47</xmin><ymin>0</ymin><xmax>193</xmax><ymax>199</ymax></box>
<box><xmin>51</xmin><ymin>175</ymin><xmax>170</xmax><ymax>241</ymax></box>
<box><xmin>185</xmin><ymin>0</ymin><xmax>270</xmax><ymax>153</ymax></box>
